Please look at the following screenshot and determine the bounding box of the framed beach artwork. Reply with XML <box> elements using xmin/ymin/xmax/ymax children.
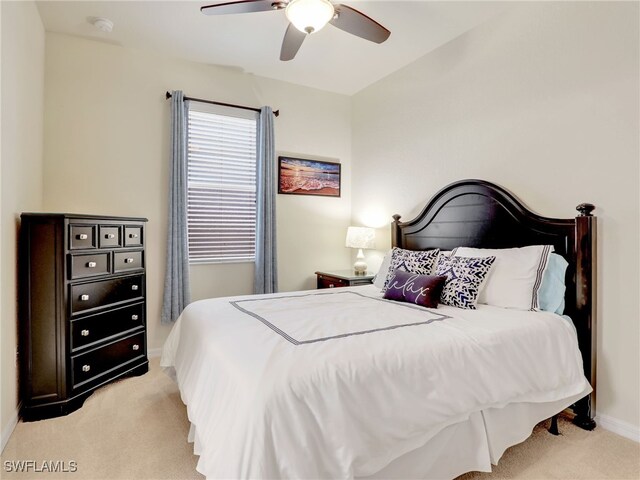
<box><xmin>277</xmin><ymin>156</ymin><xmax>341</xmax><ymax>197</ymax></box>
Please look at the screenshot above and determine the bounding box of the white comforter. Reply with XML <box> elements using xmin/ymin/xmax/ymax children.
<box><xmin>161</xmin><ymin>285</ymin><xmax>590</xmax><ymax>479</ymax></box>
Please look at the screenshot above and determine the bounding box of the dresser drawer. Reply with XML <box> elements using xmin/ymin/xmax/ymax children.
<box><xmin>317</xmin><ymin>275</ymin><xmax>348</xmax><ymax>289</ymax></box>
<box><xmin>124</xmin><ymin>226</ymin><xmax>143</xmax><ymax>247</ymax></box>
<box><xmin>113</xmin><ymin>251</ymin><xmax>143</xmax><ymax>273</ymax></box>
<box><xmin>99</xmin><ymin>226</ymin><xmax>121</xmax><ymax>248</ymax></box>
<box><xmin>71</xmin><ymin>332</ymin><xmax>145</xmax><ymax>389</ymax></box>
<box><xmin>70</xmin><ymin>275</ymin><xmax>144</xmax><ymax>315</ymax></box>
<box><xmin>70</xmin><ymin>253</ymin><xmax>110</xmax><ymax>279</ymax></box>
<box><xmin>350</xmin><ymin>279</ymin><xmax>374</xmax><ymax>287</ymax></box>
<box><xmin>69</xmin><ymin>225</ymin><xmax>96</xmax><ymax>250</ymax></box>
<box><xmin>71</xmin><ymin>303</ymin><xmax>144</xmax><ymax>351</ymax></box>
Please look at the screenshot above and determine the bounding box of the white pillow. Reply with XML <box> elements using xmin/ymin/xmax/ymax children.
<box><xmin>454</xmin><ymin>245</ymin><xmax>553</xmax><ymax>310</ymax></box>
<box><xmin>373</xmin><ymin>250</ymin><xmax>392</xmax><ymax>289</ymax></box>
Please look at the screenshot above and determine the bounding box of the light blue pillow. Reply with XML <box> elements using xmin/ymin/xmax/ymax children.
<box><xmin>538</xmin><ymin>253</ymin><xmax>568</xmax><ymax>314</ymax></box>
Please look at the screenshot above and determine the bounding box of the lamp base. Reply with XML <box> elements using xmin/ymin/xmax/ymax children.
<box><xmin>353</xmin><ymin>263</ymin><xmax>367</xmax><ymax>275</ymax></box>
<box><xmin>353</xmin><ymin>249</ymin><xmax>367</xmax><ymax>275</ymax></box>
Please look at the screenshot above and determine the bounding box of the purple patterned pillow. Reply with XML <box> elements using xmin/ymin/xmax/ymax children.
<box><xmin>436</xmin><ymin>255</ymin><xmax>496</xmax><ymax>309</ymax></box>
<box><xmin>382</xmin><ymin>247</ymin><xmax>440</xmax><ymax>292</ymax></box>
<box><xmin>383</xmin><ymin>269</ymin><xmax>447</xmax><ymax>308</ymax></box>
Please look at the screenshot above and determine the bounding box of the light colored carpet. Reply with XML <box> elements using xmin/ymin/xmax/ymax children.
<box><xmin>2</xmin><ymin>358</ymin><xmax>638</xmax><ymax>479</ymax></box>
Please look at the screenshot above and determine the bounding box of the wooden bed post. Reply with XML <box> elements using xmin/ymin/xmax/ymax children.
<box><xmin>573</xmin><ymin>203</ymin><xmax>597</xmax><ymax>430</ymax></box>
<box><xmin>391</xmin><ymin>214</ymin><xmax>402</xmax><ymax>248</ymax></box>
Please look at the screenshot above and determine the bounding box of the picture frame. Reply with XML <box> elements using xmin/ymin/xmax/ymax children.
<box><xmin>277</xmin><ymin>156</ymin><xmax>341</xmax><ymax>197</ymax></box>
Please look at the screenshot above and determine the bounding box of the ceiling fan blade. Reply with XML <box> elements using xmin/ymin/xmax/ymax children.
<box><xmin>280</xmin><ymin>23</ymin><xmax>306</xmax><ymax>61</ymax></box>
<box><xmin>201</xmin><ymin>0</ymin><xmax>282</xmax><ymax>15</ymax></box>
<box><xmin>330</xmin><ymin>4</ymin><xmax>390</xmax><ymax>44</ymax></box>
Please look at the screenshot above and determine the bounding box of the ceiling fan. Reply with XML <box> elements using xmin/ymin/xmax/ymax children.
<box><xmin>201</xmin><ymin>0</ymin><xmax>391</xmax><ymax>61</ymax></box>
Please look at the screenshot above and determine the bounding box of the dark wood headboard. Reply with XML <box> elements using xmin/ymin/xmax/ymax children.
<box><xmin>391</xmin><ymin>179</ymin><xmax>597</xmax><ymax>429</ymax></box>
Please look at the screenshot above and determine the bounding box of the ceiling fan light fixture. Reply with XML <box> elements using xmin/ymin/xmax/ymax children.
<box><xmin>285</xmin><ymin>0</ymin><xmax>335</xmax><ymax>34</ymax></box>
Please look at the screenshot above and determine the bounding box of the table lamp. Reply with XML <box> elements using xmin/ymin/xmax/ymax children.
<box><xmin>345</xmin><ymin>226</ymin><xmax>375</xmax><ymax>275</ymax></box>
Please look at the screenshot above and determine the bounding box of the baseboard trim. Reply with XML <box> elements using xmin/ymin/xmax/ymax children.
<box><xmin>147</xmin><ymin>347</ymin><xmax>162</xmax><ymax>358</ymax></box>
<box><xmin>1</xmin><ymin>402</ymin><xmax>21</xmax><ymax>454</ymax></box>
<box><xmin>596</xmin><ymin>412</ymin><xmax>640</xmax><ymax>443</ymax></box>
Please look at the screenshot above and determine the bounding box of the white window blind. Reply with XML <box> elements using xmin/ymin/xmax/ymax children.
<box><xmin>186</xmin><ymin>101</ymin><xmax>258</xmax><ymax>264</ymax></box>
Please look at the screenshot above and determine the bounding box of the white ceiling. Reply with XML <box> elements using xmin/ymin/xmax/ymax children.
<box><xmin>36</xmin><ymin>1</ymin><xmax>507</xmax><ymax>95</ymax></box>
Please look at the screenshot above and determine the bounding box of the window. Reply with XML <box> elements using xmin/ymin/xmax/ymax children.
<box><xmin>186</xmin><ymin>101</ymin><xmax>258</xmax><ymax>264</ymax></box>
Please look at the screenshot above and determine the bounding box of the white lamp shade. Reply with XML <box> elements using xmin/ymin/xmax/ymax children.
<box><xmin>345</xmin><ymin>226</ymin><xmax>375</xmax><ymax>249</ymax></box>
<box><xmin>285</xmin><ymin>0</ymin><xmax>335</xmax><ymax>34</ymax></box>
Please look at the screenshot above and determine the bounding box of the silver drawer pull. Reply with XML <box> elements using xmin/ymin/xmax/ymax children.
<box><xmin>129</xmin><ymin>233</ymin><xmax>139</xmax><ymax>238</ymax></box>
<box><xmin>125</xmin><ymin>258</ymin><xmax>134</xmax><ymax>263</ymax></box>
<box><xmin>131</xmin><ymin>285</ymin><xmax>139</xmax><ymax>291</ymax></box>
<box><xmin>329</xmin><ymin>284</ymin><xmax>335</xmax><ymax>288</ymax></box>
<box><xmin>131</xmin><ymin>314</ymin><xmax>139</xmax><ymax>321</ymax></box>
<box><xmin>80</xmin><ymin>294</ymin><xmax>90</xmax><ymax>301</ymax></box>
<box><xmin>106</xmin><ymin>233</ymin><xmax>115</xmax><ymax>239</ymax></box>
<box><xmin>81</xmin><ymin>329</ymin><xmax>90</xmax><ymax>337</ymax></box>
<box><xmin>78</xmin><ymin>234</ymin><xmax>88</xmax><ymax>240</ymax></box>
<box><xmin>82</xmin><ymin>365</ymin><xmax>91</xmax><ymax>372</ymax></box>
<box><xmin>87</xmin><ymin>261</ymin><xmax>97</xmax><ymax>268</ymax></box>
<box><xmin>132</xmin><ymin>344</ymin><xmax>140</xmax><ymax>351</ymax></box>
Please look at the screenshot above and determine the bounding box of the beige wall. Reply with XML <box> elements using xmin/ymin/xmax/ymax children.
<box><xmin>1</xmin><ymin>1</ymin><xmax>45</xmax><ymax>443</ymax></box>
<box><xmin>352</xmin><ymin>2</ymin><xmax>639</xmax><ymax>430</ymax></box>
<box><xmin>42</xmin><ymin>33</ymin><xmax>352</xmax><ymax>352</ymax></box>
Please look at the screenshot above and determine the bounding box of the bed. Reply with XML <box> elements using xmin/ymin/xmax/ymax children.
<box><xmin>161</xmin><ymin>179</ymin><xmax>597</xmax><ymax>479</ymax></box>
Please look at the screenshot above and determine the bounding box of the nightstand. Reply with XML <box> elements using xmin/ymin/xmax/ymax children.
<box><xmin>315</xmin><ymin>270</ymin><xmax>375</xmax><ymax>289</ymax></box>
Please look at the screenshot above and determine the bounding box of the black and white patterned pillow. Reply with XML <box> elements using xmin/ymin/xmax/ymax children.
<box><xmin>382</xmin><ymin>247</ymin><xmax>440</xmax><ymax>292</ymax></box>
<box><xmin>436</xmin><ymin>255</ymin><xmax>496</xmax><ymax>309</ymax></box>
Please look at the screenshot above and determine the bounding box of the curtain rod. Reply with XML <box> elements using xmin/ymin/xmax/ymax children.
<box><xmin>165</xmin><ymin>91</ymin><xmax>279</xmax><ymax>117</ymax></box>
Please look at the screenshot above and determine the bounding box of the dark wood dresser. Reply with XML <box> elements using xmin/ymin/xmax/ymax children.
<box><xmin>19</xmin><ymin>213</ymin><xmax>149</xmax><ymax>421</ymax></box>
<box><xmin>315</xmin><ymin>270</ymin><xmax>374</xmax><ymax>289</ymax></box>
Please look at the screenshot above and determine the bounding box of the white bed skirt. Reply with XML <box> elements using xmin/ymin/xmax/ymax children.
<box><xmin>366</xmin><ymin>389</ymin><xmax>588</xmax><ymax>479</ymax></box>
<box><xmin>181</xmin><ymin>387</ymin><xmax>588</xmax><ymax>480</ymax></box>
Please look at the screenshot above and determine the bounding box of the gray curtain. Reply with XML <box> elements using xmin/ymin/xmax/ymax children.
<box><xmin>162</xmin><ymin>90</ymin><xmax>191</xmax><ymax>323</ymax></box>
<box><xmin>254</xmin><ymin>107</ymin><xmax>278</xmax><ymax>294</ymax></box>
